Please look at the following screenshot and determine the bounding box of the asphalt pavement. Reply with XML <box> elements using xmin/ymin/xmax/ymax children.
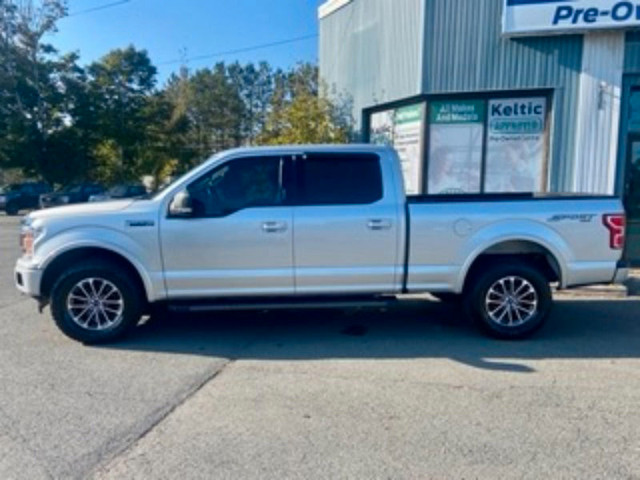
<box><xmin>1</xmin><ymin>213</ymin><xmax>640</xmax><ymax>479</ymax></box>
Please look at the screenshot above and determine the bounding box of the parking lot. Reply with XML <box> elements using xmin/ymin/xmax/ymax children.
<box><xmin>1</xmin><ymin>213</ymin><xmax>640</xmax><ymax>479</ymax></box>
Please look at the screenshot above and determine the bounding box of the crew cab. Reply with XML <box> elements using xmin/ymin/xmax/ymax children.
<box><xmin>14</xmin><ymin>145</ymin><xmax>629</xmax><ymax>343</ymax></box>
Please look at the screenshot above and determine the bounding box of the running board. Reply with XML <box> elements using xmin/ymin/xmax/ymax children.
<box><xmin>166</xmin><ymin>296</ymin><xmax>398</xmax><ymax>313</ymax></box>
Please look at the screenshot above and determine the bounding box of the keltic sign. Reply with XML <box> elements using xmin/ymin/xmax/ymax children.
<box><xmin>503</xmin><ymin>0</ymin><xmax>640</xmax><ymax>35</ymax></box>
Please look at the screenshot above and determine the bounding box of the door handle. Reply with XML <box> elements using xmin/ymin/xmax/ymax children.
<box><xmin>367</xmin><ymin>219</ymin><xmax>392</xmax><ymax>230</ymax></box>
<box><xmin>262</xmin><ymin>221</ymin><xmax>288</xmax><ymax>233</ymax></box>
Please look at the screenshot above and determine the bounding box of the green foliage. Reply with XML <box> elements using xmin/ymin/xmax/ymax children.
<box><xmin>258</xmin><ymin>64</ymin><xmax>353</xmax><ymax>145</ymax></box>
<box><xmin>0</xmin><ymin>4</ymin><xmax>354</xmax><ymax>188</ymax></box>
<box><xmin>0</xmin><ymin>0</ymin><xmax>70</xmax><ymax>179</ymax></box>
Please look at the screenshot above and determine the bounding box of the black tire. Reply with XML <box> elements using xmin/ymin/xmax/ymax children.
<box><xmin>431</xmin><ymin>292</ymin><xmax>462</xmax><ymax>304</ymax></box>
<box><xmin>5</xmin><ymin>202</ymin><xmax>19</xmax><ymax>216</ymax></box>
<box><xmin>50</xmin><ymin>261</ymin><xmax>143</xmax><ymax>344</ymax></box>
<box><xmin>464</xmin><ymin>260</ymin><xmax>552</xmax><ymax>340</ymax></box>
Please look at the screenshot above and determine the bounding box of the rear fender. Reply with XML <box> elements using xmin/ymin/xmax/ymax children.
<box><xmin>455</xmin><ymin>220</ymin><xmax>571</xmax><ymax>292</ymax></box>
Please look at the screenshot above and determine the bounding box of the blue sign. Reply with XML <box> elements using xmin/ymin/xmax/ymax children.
<box><xmin>503</xmin><ymin>0</ymin><xmax>640</xmax><ymax>35</ymax></box>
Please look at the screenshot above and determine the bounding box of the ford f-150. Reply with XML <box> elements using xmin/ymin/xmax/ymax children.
<box><xmin>14</xmin><ymin>145</ymin><xmax>629</xmax><ymax>343</ymax></box>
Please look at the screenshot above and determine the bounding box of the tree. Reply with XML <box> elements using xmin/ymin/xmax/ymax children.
<box><xmin>258</xmin><ymin>63</ymin><xmax>353</xmax><ymax>145</ymax></box>
<box><xmin>184</xmin><ymin>63</ymin><xmax>244</xmax><ymax>158</ymax></box>
<box><xmin>227</xmin><ymin>61</ymin><xmax>278</xmax><ymax>145</ymax></box>
<box><xmin>86</xmin><ymin>46</ymin><xmax>157</xmax><ymax>183</ymax></box>
<box><xmin>1</xmin><ymin>7</ymin><xmax>352</xmax><ymax>187</ymax></box>
<box><xmin>0</xmin><ymin>0</ymin><xmax>72</xmax><ymax>181</ymax></box>
<box><xmin>137</xmin><ymin>91</ymin><xmax>190</xmax><ymax>189</ymax></box>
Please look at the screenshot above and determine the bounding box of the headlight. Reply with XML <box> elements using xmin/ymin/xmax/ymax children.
<box><xmin>60</xmin><ymin>195</ymin><xmax>70</xmax><ymax>204</ymax></box>
<box><xmin>20</xmin><ymin>218</ymin><xmax>43</xmax><ymax>257</ymax></box>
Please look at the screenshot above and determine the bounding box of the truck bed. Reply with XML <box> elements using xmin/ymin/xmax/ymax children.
<box><xmin>405</xmin><ymin>194</ymin><xmax>624</xmax><ymax>293</ymax></box>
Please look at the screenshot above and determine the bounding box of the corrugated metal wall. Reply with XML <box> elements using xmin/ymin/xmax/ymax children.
<box><xmin>319</xmin><ymin>0</ymin><xmax>594</xmax><ymax>192</ymax></box>
<box><xmin>572</xmin><ymin>32</ymin><xmax>625</xmax><ymax>195</ymax></box>
<box><xmin>319</xmin><ymin>0</ymin><xmax>423</xmax><ymax>130</ymax></box>
<box><xmin>422</xmin><ymin>0</ymin><xmax>583</xmax><ymax>192</ymax></box>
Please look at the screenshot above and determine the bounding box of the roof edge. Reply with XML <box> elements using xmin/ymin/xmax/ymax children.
<box><xmin>318</xmin><ymin>0</ymin><xmax>353</xmax><ymax>20</ymax></box>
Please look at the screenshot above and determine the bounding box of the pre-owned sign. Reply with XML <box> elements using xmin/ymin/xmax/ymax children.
<box><xmin>503</xmin><ymin>0</ymin><xmax>640</xmax><ymax>35</ymax></box>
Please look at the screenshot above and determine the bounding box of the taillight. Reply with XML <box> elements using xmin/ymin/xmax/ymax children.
<box><xmin>602</xmin><ymin>214</ymin><xmax>626</xmax><ymax>250</ymax></box>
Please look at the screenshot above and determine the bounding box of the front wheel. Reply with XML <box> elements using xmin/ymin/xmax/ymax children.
<box><xmin>50</xmin><ymin>261</ymin><xmax>143</xmax><ymax>344</ymax></box>
<box><xmin>464</xmin><ymin>261</ymin><xmax>552</xmax><ymax>339</ymax></box>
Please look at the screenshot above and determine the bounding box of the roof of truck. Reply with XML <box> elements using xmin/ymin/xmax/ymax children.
<box><xmin>220</xmin><ymin>144</ymin><xmax>394</xmax><ymax>156</ymax></box>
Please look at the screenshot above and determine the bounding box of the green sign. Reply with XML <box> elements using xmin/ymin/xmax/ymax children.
<box><xmin>429</xmin><ymin>100</ymin><xmax>485</xmax><ymax>124</ymax></box>
<box><xmin>394</xmin><ymin>104</ymin><xmax>423</xmax><ymax>125</ymax></box>
<box><xmin>489</xmin><ymin>118</ymin><xmax>543</xmax><ymax>134</ymax></box>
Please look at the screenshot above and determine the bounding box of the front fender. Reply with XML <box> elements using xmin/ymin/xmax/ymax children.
<box><xmin>35</xmin><ymin>226</ymin><xmax>165</xmax><ymax>302</ymax></box>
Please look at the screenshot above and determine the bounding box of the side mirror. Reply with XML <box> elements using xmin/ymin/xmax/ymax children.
<box><xmin>169</xmin><ymin>189</ymin><xmax>193</xmax><ymax>217</ymax></box>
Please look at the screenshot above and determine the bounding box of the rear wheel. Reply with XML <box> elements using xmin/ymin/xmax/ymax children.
<box><xmin>50</xmin><ymin>261</ymin><xmax>143</xmax><ymax>344</ymax></box>
<box><xmin>464</xmin><ymin>261</ymin><xmax>552</xmax><ymax>339</ymax></box>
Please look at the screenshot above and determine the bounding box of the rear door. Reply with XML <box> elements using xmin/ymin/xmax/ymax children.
<box><xmin>292</xmin><ymin>152</ymin><xmax>402</xmax><ymax>294</ymax></box>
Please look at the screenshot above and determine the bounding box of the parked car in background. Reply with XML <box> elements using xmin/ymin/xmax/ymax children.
<box><xmin>39</xmin><ymin>183</ymin><xmax>105</xmax><ymax>209</ymax></box>
<box><xmin>0</xmin><ymin>182</ymin><xmax>51</xmax><ymax>215</ymax></box>
<box><xmin>89</xmin><ymin>184</ymin><xmax>147</xmax><ymax>202</ymax></box>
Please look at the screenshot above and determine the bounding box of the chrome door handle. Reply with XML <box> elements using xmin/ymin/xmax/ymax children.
<box><xmin>262</xmin><ymin>221</ymin><xmax>287</xmax><ymax>233</ymax></box>
<box><xmin>367</xmin><ymin>219</ymin><xmax>392</xmax><ymax>230</ymax></box>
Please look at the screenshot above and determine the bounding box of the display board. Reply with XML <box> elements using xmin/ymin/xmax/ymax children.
<box><xmin>369</xmin><ymin>103</ymin><xmax>425</xmax><ymax>194</ymax></box>
<box><xmin>484</xmin><ymin>97</ymin><xmax>547</xmax><ymax>192</ymax></box>
<box><xmin>428</xmin><ymin>100</ymin><xmax>485</xmax><ymax>194</ymax></box>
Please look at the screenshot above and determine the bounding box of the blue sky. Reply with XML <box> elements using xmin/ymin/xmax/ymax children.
<box><xmin>50</xmin><ymin>0</ymin><xmax>324</xmax><ymax>85</ymax></box>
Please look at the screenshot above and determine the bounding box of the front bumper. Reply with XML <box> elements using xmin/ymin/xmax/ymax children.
<box><xmin>14</xmin><ymin>257</ymin><xmax>43</xmax><ymax>298</ymax></box>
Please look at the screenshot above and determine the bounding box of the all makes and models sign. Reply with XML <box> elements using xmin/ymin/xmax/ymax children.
<box><xmin>503</xmin><ymin>0</ymin><xmax>640</xmax><ymax>35</ymax></box>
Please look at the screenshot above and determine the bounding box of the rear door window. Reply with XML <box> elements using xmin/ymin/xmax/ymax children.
<box><xmin>297</xmin><ymin>153</ymin><xmax>383</xmax><ymax>205</ymax></box>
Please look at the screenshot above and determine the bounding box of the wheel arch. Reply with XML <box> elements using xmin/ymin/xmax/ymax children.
<box><xmin>40</xmin><ymin>246</ymin><xmax>151</xmax><ymax>305</ymax></box>
<box><xmin>459</xmin><ymin>238</ymin><xmax>565</xmax><ymax>293</ymax></box>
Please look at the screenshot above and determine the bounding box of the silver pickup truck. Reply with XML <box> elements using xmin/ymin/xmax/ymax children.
<box><xmin>15</xmin><ymin>145</ymin><xmax>629</xmax><ymax>343</ymax></box>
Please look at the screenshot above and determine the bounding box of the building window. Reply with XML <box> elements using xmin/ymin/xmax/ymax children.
<box><xmin>367</xmin><ymin>92</ymin><xmax>549</xmax><ymax>195</ymax></box>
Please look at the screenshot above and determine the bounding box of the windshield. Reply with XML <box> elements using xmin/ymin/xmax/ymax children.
<box><xmin>7</xmin><ymin>184</ymin><xmax>22</xmax><ymax>192</ymax></box>
<box><xmin>61</xmin><ymin>184</ymin><xmax>82</xmax><ymax>194</ymax></box>
<box><xmin>151</xmin><ymin>152</ymin><xmax>224</xmax><ymax>200</ymax></box>
<box><xmin>108</xmin><ymin>185</ymin><xmax>128</xmax><ymax>197</ymax></box>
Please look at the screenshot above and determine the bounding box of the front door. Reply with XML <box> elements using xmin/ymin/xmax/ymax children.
<box><xmin>624</xmin><ymin>136</ymin><xmax>640</xmax><ymax>263</ymax></box>
<box><xmin>160</xmin><ymin>155</ymin><xmax>294</xmax><ymax>298</ymax></box>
